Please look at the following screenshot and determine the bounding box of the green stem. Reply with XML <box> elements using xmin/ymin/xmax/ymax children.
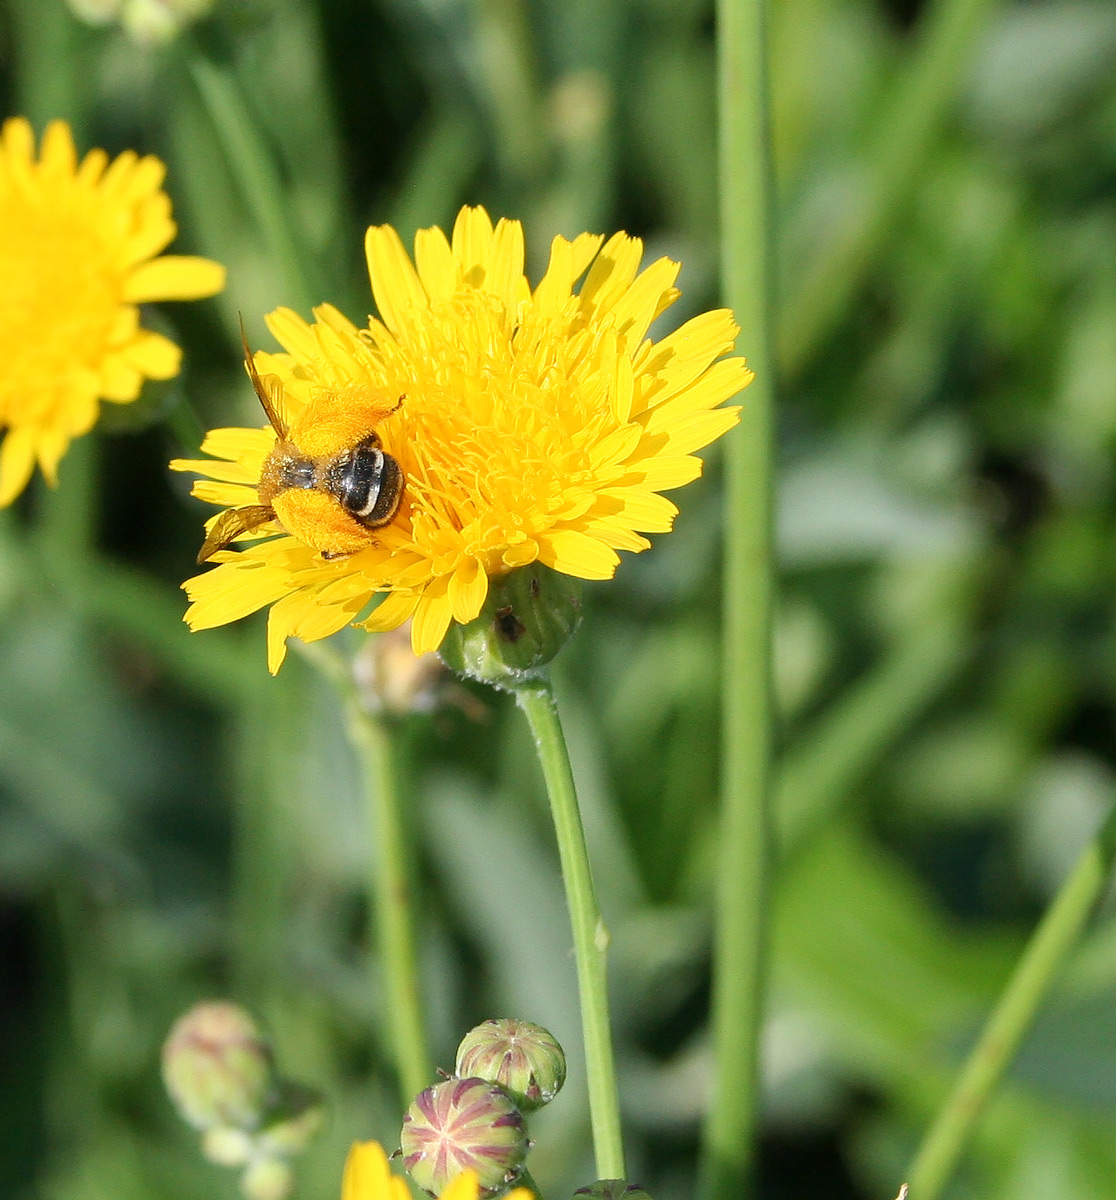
<box><xmin>299</xmin><ymin>642</ymin><xmax>429</xmax><ymax>1103</ymax></box>
<box><xmin>516</xmin><ymin>677</ymin><xmax>625</xmax><ymax>1180</ymax></box>
<box><xmin>185</xmin><ymin>51</ymin><xmax>317</xmax><ymax>315</ymax></box>
<box><xmin>701</xmin><ymin>0</ymin><xmax>775</xmax><ymax>1197</ymax></box>
<box><xmin>905</xmin><ymin>802</ymin><xmax>1116</xmax><ymax>1199</ymax></box>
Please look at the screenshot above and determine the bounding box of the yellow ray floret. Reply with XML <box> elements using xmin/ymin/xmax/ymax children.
<box><xmin>340</xmin><ymin>1140</ymin><xmax>533</xmax><ymax>1200</ymax></box>
<box><xmin>0</xmin><ymin>117</ymin><xmax>225</xmax><ymax>505</ymax></box>
<box><xmin>174</xmin><ymin>205</ymin><xmax>752</xmax><ymax>671</ymax></box>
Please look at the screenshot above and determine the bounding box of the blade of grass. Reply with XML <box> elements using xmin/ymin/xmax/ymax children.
<box><xmin>185</xmin><ymin>49</ymin><xmax>317</xmax><ymax>315</ymax></box>
<box><xmin>905</xmin><ymin>801</ymin><xmax>1116</xmax><ymax>1198</ymax></box>
<box><xmin>700</xmin><ymin>0</ymin><xmax>775</xmax><ymax>1196</ymax></box>
<box><xmin>777</xmin><ymin>0</ymin><xmax>1003</xmax><ymax>376</ymax></box>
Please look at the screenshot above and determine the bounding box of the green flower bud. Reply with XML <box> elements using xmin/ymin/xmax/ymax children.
<box><xmin>401</xmin><ymin>1077</ymin><xmax>529</xmax><ymax>1197</ymax></box>
<box><xmin>573</xmin><ymin>1183</ymin><xmax>653</xmax><ymax>1200</ymax></box>
<box><xmin>202</xmin><ymin>1126</ymin><xmax>256</xmax><ymax>1167</ymax></box>
<box><xmin>241</xmin><ymin>1156</ymin><xmax>295</xmax><ymax>1200</ymax></box>
<box><xmin>456</xmin><ymin>1019</ymin><xmax>567</xmax><ymax>1113</ymax></box>
<box><xmin>439</xmin><ymin>564</ymin><xmax>582</xmax><ymax>689</ymax></box>
<box><xmin>162</xmin><ymin>1002</ymin><xmax>273</xmax><ymax>1131</ymax></box>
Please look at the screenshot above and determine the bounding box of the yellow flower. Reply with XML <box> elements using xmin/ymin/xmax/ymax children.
<box><xmin>174</xmin><ymin>205</ymin><xmax>751</xmax><ymax>672</ymax></box>
<box><xmin>0</xmin><ymin>117</ymin><xmax>225</xmax><ymax>506</ymax></box>
<box><xmin>341</xmin><ymin>1139</ymin><xmax>533</xmax><ymax>1200</ymax></box>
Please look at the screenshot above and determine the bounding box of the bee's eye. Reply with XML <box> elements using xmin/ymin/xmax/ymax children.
<box><xmin>336</xmin><ymin>439</ymin><xmax>404</xmax><ymax>528</ymax></box>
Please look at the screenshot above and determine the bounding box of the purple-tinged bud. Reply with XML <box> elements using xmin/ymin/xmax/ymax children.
<box><xmin>573</xmin><ymin>1183</ymin><xmax>653</xmax><ymax>1200</ymax></box>
<box><xmin>401</xmin><ymin>1077</ymin><xmax>529</xmax><ymax>1197</ymax></box>
<box><xmin>455</xmin><ymin>1019</ymin><xmax>567</xmax><ymax>1113</ymax></box>
<box><xmin>162</xmin><ymin>1002</ymin><xmax>273</xmax><ymax>1131</ymax></box>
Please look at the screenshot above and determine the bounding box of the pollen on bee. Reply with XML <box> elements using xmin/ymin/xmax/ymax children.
<box><xmin>289</xmin><ymin>385</ymin><xmax>401</xmax><ymax>458</ymax></box>
<box><xmin>272</xmin><ymin>489</ymin><xmax>378</xmax><ymax>557</ymax></box>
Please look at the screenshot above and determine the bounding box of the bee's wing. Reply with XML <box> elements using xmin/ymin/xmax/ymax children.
<box><xmin>240</xmin><ymin>317</ymin><xmax>290</xmax><ymax>439</ymax></box>
<box><xmin>197</xmin><ymin>505</ymin><xmax>277</xmax><ymax>564</ymax></box>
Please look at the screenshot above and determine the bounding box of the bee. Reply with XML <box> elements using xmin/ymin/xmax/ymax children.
<box><xmin>197</xmin><ymin>326</ymin><xmax>405</xmax><ymax>564</ymax></box>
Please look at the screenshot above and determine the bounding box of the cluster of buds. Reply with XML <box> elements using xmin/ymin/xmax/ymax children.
<box><xmin>399</xmin><ymin>1018</ymin><xmax>567</xmax><ymax>1197</ymax></box>
<box><xmin>162</xmin><ymin>1001</ymin><xmax>324</xmax><ymax>1200</ymax></box>
<box><xmin>66</xmin><ymin>0</ymin><xmax>216</xmax><ymax>44</ymax></box>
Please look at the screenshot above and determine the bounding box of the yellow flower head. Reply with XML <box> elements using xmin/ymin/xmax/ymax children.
<box><xmin>0</xmin><ymin>117</ymin><xmax>225</xmax><ymax>506</ymax></box>
<box><xmin>341</xmin><ymin>1139</ymin><xmax>533</xmax><ymax>1200</ymax></box>
<box><xmin>174</xmin><ymin>206</ymin><xmax>752</xmax><ymax>672</ymax></box>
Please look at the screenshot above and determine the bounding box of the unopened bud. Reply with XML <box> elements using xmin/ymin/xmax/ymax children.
<box><xmin>241</xmin><ymin>1156</ymin><xmax>295</xmax><ymax>1200</ymax></box>
<box><xmin>202</xmin><ymin>1126</ymin><xmax>256</xmax><ymax>1167</ymax></box>
<box><xmin>401</xmin><ymin>1077</ymin><xmax>529</xmax><ymax>1197</ymax></box>
<box><xmin>456</xmin><ymin>1019</ymin><xmax>566</xmax><ymax>1113</ymax></box>
<box><xmin>355</xmin><ymin>624</ymin><xmax>446</xmax><ymax>716</ymax></box>
<box><xmin>573</xmin><ymin>1184</ymin><xmax>653</xmax><ymax>1200</ymax></box>
<box><xmin>439</xmin><ymin>564</ymin><xmax>582</xmax><ymax>689</ymax></box>
<box><xmin>162</xmin><ymin>1001</ymin><xmax>273</xmax><ymax>1131</ymax></box>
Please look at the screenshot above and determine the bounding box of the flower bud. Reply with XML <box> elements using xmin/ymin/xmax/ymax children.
<box><xmin>439</xmin><ymin>564</ymin><xmax>582</xmax><ymax>689</ymax></box>
<box><xmin>573</xmin><ymin>1184</ymin><xmax>653</xmax><ymax>1200</ymax></box>
<box><xmin>455</xmin><ymin>1019</ymin><xmax>567</xmax><ymax>1113</ymax></box>
<box><xmin>202</xmin><ymin>1127</ymin><xmax>256</xmax><ymax>1167</ymax></box>
<box><xmin>162</xmin><ymin>1001</ymin><xmax>274</xmax><ymax>1131</ymax></box>
<box><xmin>401</xmin><ymin>1077</ymin><xmax>529</xmax><ymax>1197</ymax></box>
<box><xmin>241</xmin><ymin>1156</ymin><xmax>295</xmax><ymax>1200</ymax></box>
<box><xmin>355</xmin><ymin>624</ymin><xmax>446</xmax><ymax>716</ymax></box>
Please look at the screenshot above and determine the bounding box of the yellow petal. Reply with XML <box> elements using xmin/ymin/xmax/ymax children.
<box><xmin>0</xmin><ymin>425</ymin><xmax>38</xmax><ymax>507</ymax></box>
<box><xmin>124</xmin><ymin>255</ymin><xmax>226</xmax><ymax>302</ymax></box>
<box><xmin>608</xmin><ymin>255</ymin><xmax>680</xmax><ymax>349</ymax></box>
<box><xmin>448</xmin><ymin>556</ymin><xmax>488</xmax><ymax>624</ymax></box>
<box><xmin>580</xmin><ymin>231</ymin><xmax>644</xmax><ymax>317</ymax></box>
<box><xmin>451</xmin><ymin>205</ymin><xmax>495</xmax><ymax>277</ymax></box>
<box><xmin>1</xmin><ymin>116</ymin><xmax>36</xmax><ymax>174</ymax></box>
<box><xmin>36</xmin><ymin>424</ymin><xmax>74</xmax><ymax>486</ymax></box>
<box><xmin>439</xmin><ymin>1171</ymin><xmax>482</xmax><ymax>1200</ymax></box>
<box><xmin>266</xmin><ymin>307</ymin><xmax>320</xmax><ymax>360</ymax></box>
<box><xmin>487</xmin><ymin>217</ymin><xmax>526</xmax><ymax>310</ymax></box>
<box><xmin>341</xmin><ymin>1141</ymin><xmax>393</xmax><ymax>1200</ymax></box>
<box><xmin>414</xmin><ymin>224</ymin><xmax>457</xmax><ymax>303</ymax></box>
<box><xmin>365</xmin><ymin>223</ymin><xmax>428</xmax><ymax>333</ymax></box>
<box><xmin>40</xmin><ymin>120</ymin><xmax>76</xmax><ymax>179</ymax></box>
<box><xmin>183</xmin><ymin>555</ymin><xmax>294</xmax><ymax>630</ymax></box>
<box><xmin>99</xmin><ymin>355</ymin><xmax>143</xmax><ymax>402</ymax></box>
<box><xmin>361</xmin><ymin>589</ymin><xmax>420</xmax><ymax>633</ymax></box>
<box><xmin>652</xmin><ymin>406</ymin><xmax>742</xmax><ymax>456</ymax></box>
<box><xmin>193</xmin><ymin>487</ymin><xmax>265</xmax><ymax>514</ymax></box>
<box><xmin>536</xmin><ymin>529</ymin><xmax>619</xmax><ymax>580</ymax></box>
<box><xmin>410</xmin><ymin>576</ymin><xmax>454</xmax><ymax>653</ymax></box>
<box><xmin>640</xmin><ymin>359</ymin><xmax>754</xmax><ymax>434</ymax></box>
<box><xmin>632</xmin><ymin>454</ymin><xmax>703</xmax><ymax>491</ymax></box>
<box><xmin>76</xmin><ymin>146</ymin><xmax>108</xmax><ymax>189</ymax></box>
<box><xmin>123</xmin><ymin>330</ymin><xmax>182</xmax><ymax>379</ymax></box>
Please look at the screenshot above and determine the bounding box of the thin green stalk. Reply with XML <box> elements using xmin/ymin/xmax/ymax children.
<box><xmin>777</xmin><ymin>0</ymin><xmax>1002</xmax><ymax>376</ymax></box>
<box><xmin>300</xmin><ymin>642</ymin><xmax>429</xmax><ymax>1103</ymax></box>
<box><xmin>905</xmin><ymin>802</ymin><xmax>1116</xmax><ymax>1199</ymax></box>
<box><xmin>185</xmin><ymin>51</ymin><xmax>317</xmax><ymax>314</ymax></box>
<box><xmin>701</xmin><ymin>0</ymin><xmax>774</xmax><ymax>1197</ymax></box>
<box><xmin>515</xmin><ymin>677</ymin><xmax>625</xmax><ymax>1181</ymax></box>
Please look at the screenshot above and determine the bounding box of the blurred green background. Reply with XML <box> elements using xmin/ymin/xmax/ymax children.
<box><xmin>4</xmin><ymin>0</ymin><xmax>1116</xmax><ymax>1197</ymax></box>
